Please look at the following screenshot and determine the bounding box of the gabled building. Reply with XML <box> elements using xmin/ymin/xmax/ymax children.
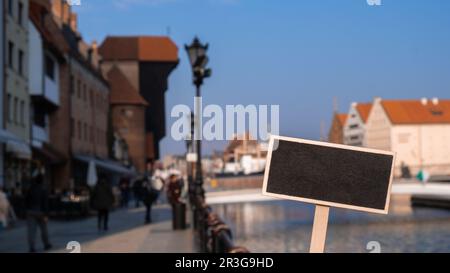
<box><xmin>28</xmin><ymin>0</ymin><xmax>70</xmax><ymax>190</ymax></box>
<box><xmin>0</xmin><ymin>0</ymin><xmax>4</xmax><ymax>188</ymax></box>
<box><xmin>328</xmin><ymin>113</ymin><xmax>347</xmax><ymax>144</ymax></box>
<box><xmin>366</xmin><ymin>98</ymin><xmax>450</xmax><ymax>177</ymax></box>
<box><xmin>99</xmin><ymin>36</ymin><xmax>179</xmax><ymax>165</ymax></box>
<box><xmin>343</xmin><ymin>102</ymin><xmax>372</xmax><ymax>146</ymax></box>
<box><xmin>3</xmin><ymin>0</ymin><xmax>31</xmax><ymax>191</ymax></box>
<box><xmin>49</xmin><ymin>1</ymin><xmax>133</xmax><ymax>190</ymax></box>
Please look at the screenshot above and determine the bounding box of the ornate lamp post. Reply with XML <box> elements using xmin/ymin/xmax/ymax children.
<box><xmin>185</xmin><ymin>37</ymin><xmax>212</xmax><ymax>200</ymax></box>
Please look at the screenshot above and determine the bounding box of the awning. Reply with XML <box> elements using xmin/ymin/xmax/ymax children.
<box><xmin>1</xmin><ymin>129</ymin><xmax>32</xmax><ymax>160</ymax></box>
<box><xmin>74</xmin><ymin>155</ymin><xmax>136</xmax><ymax>176</ymax></box>
<box><xmin>32</xmin><ymin>144</ymin><xmax>67</xmax><ymax>165</ymax></box>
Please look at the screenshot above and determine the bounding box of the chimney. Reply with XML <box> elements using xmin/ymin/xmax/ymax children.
<box><xmin>421</xmin><ymin>98</ymin><xmax>428</xmax><ymax>106</ymax></box>
<box><xmin>62</xmin><ymin>2</ymin><xmax>71</xmax><ymax>24</ymax></box>
<box><xmin>52</xmin><ymin>0</ymin><xmax>62</xmax><ymax>18</ymax></box>
<box><xmin>89</xmin><ymin>41</ymin><xmax>99</xmax><ymax>67</ymax></box>
<box><xmin>432</xmin><ymin>97</ymin><xmax>439</xmax><ymax>105</ymax></box>
<box><xmin>373</xmin><ymin>97</ymin><xmax>382</xmax><ymax>104</ymax></box>
<box><xmin>69</xmin><ymin>12</ymin><xmax>77</xmax><ymax>32</ymax></box>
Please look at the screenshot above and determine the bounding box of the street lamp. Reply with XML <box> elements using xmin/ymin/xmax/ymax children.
<box><xmin>185</xmin><ymin>37</ymin><xmax>212</xmax><ymax>200</ymax></box>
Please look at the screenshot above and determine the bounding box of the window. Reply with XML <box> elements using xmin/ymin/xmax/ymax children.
<box><xmin>431</xmin><ymin>110</ymin><xmax>443</xmax><ymax>116</ymax></box>
<box><xmin>34</xmin><ymin>108</ymin><xmax>46</xmax><ymax>127</ymax></box>
<box><xmin>349</xmin><ymin>124</ymin><xmax>359</xmax><ymax>129</ymax></box>
<box><xmin>84</xmin><ymin>123</ymin><xmax>88</xmax><ymax>141</ymax></box>
<box><xmin>77</xmin><ymin>121</ymin><xmax>81</xmax><ymax>140</ymax></box>
<box><xmin>18</xmin><ymin>50</ymin><xmax>24</xmax><ymax>76</ymax></box>
<box><xmin>20</xmin><ymin>101</ymin><xmax>25</xmax><ymax>126</ymax></box>
<box><xmin>7</xmin><ymin>95</ymin><xmax>12</xmax><ymax>122</ymax></box>
<box><xmin>90</xmin><ymin>126</ymin><xmax>94</xmax><ymax>142</ymax></box>
<box><xmin>77</xmin><ymin>80</ymin><xmax>81</xmax><ymax>98</ymax></box>
<box><xmin>13</xmin><ymin>98</ymin><xmax>18</xmax><ymax>124</ymax></box>
<box><xmin>90</xmin><ymin>90</ymin><xmax>94</xmax><ymax>106</ymax></box>
<box><xmin>8</xmin><ymin>42</ymin><xmax>14</xmax><ymax>69</ymax></box>
<box><xmin>8</xmin><ymin>0</ymin><xmax>13</xmax><ymax>17</ymax></box>
<box><xmin>45</xmin><ymin>55</ymin><xmax>55</xmax><ymax>80</ymax></box>
<box><xmin>18</xmin><ymin>2</ymin><xmax>24</xmax><ymax>26</ymax></box>
<box><xmin>70</xmin><ymin>118</ymin><xmax>75</xmax><ymax>138</ymax></box>
<box><xmin>83</xmin><ymin>84</ymin><xmax>87</xmax><ymax>101</ymax></box>
<box><xmin>70</xmin><ymin>75</ymin><xmax>75</xmax><ymax>94</ymax></box>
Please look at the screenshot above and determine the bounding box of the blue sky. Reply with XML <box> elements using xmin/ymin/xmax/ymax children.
<box><xmin>74</xmin><ymin>0</ymin><xmax>450</xmax><ymax>156</ymax></box>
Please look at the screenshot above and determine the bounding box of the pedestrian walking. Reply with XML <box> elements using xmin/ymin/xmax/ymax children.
<box><xmin>0</xmin><ymin>188</ymin><xmax>10</xmax><ymax>230</ymax></box>
<box><xmin>25</xmin><ymin>175</ymin><xmax>52</xmax><ymax>253</ymax></box>
<box><xmin>119</xmin><ymin>177</ymin><xmax>130</xmax><ymax>208</ymax></box>
<box><xmin>142</xmin><ymin>177</ymin><xmax>162</xmax><ymax>224</ymax></box>
<box><xmin>91</xmin><ymin>176</ymin><xmax>114</xmax><ymax>231</ymax></box>
<box><xmin>132</xmin><ymin>178</ymin><xmax>143</xmax><ymax>208</ymax></box>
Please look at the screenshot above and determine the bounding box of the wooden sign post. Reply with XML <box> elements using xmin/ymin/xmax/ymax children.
<box><xmin>262</xmin><ymin>135</ymin><xmax>396</xmax><ymax>253</ymax></box>
<box><xmin>310</xmin><ymin>205</ymin><xmax>330</xmax><ymax>253</ymax></box>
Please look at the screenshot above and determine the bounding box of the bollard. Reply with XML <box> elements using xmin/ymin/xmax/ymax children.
<box><xmin>172</xmin><ymin>202</ymin><xmax>187</xmax><ymax>230</ymax></box>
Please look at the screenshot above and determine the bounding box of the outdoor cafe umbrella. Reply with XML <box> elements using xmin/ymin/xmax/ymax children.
<box><xmin>87</xmin><ymin>160</ymin><xmax>98</xmax><ymax>186</ymax></box>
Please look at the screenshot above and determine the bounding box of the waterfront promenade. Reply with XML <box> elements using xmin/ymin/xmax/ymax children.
<box><xmin>0</xmin><ymin>205</ymin><xmax>194</xmax><ymax>253</ymax></box>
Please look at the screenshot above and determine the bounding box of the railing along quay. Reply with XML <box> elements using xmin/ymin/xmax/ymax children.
<box><xmin>192</xmin><ymin>195</ymin><xmax>249</xmax><ymax>253</ymax></box>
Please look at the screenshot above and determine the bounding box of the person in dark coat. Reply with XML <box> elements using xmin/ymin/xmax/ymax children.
<box><xmin>141</xmin><ymin>177</ymin><xmax>160</xmax><ymax>224</ymax></box>
<box><xmin>91</xmin><ymin>176</ymin><xmax>114</xmax><ymax>231</ymax></box>
<box><xmin>25</xmin><ymin>174</ymin><xmax>52</xmax><ymax>253</ymax></box>
<box><xmin>132</xmin><ymin>178</ymin><xmax>143</xmax><ymax>208</ymax></box>
<box><xmin>119</xmin><ymin>177</ymin><xmax>130</xmax><ymax>208</ymax></box>
<box><xmin>167</xmin><ymin>174</ymin><xmax>183</xmax><ymax>206</ymax></box>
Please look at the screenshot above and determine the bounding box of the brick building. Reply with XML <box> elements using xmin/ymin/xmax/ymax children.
<box><xmin>107</xmin><ymin>66</ymin><xmax>148</xmax><ymax>173</ymax></box>
<box><xmin>99</xmin><ymin>36</ymin><xmax>179</xmax><ymax>167</ymax></box>
<box><xmin>48</xmin><ymin>1</ymin><xmax>132</xmax><ymax>190</ymax></box>
<box><xmin>328</xmin><ymin>112</ymin><xmax>347</xmax><ymax>144</ymax></box>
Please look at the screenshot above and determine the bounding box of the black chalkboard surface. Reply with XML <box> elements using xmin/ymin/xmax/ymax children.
<box><xmin>262</xmin><ymin>135</ymin><xmax>396</xmax><ymax>214</ymax></box>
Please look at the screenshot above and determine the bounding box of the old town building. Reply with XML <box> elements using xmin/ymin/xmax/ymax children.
<box><xmin>343</xmin><ymin>102</ymin><xmax>372</xmax><ymax>147</ymax></box>
<box><xmin>328</xmin><ymin>112</ymin><xmax>347</xmax><ymax>144</ymax></box>
<box><xmin>3</xmin><ymin>0</ymin><xmax>31</xmax><ymax>191</ymax></box>
<box><xmin>366</xmin><ymin>98</ymin><xmax>450</xmax><ymax>177</ymax></box>
<box><xmin>99</xmin><ymin>36</ymin><xmax>179</xmax><ymax>168</ymax></box>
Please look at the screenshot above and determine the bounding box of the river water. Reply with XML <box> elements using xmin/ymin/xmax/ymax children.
<box><xmin>212</xmin><ymin>195</ymin><xmax>450</xmax><ymax>253</ymax></box>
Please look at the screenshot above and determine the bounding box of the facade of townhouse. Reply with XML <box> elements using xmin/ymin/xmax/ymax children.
<box><xmin>4</xmin><ymin>0</ymin><xmax>31</xmax><ymax>191</ymax></box>
<box><xmin>343</xmin><ymin>102</ymin><xmax>372</xmax><ymax>147</ymax></box>
<box><xmin>0</xmin><ymin>1</ymin><xmax>4</xmax><ymax>187</ymax></box>
<box><xmin>366</xmin><ymin>98</ymin><xmax>450</xmax><ymax>177</ymax></box>
<box><xmin>28</xmin><ymin>0</ymin><xmax>71</xmax><ymax>191</ymax></box>
<box><xmin>99</xmin><ymin>36</ymin><xmax>179</xmax><ymax>166</ymax></box>
<box><xmin>49</xmin><ymin>1</ymin><xmax>133</xmax><ymax>190</ymax></box>
<box><xmin>328</xmin><ymin>113</ymin><xmax>347</xmax><ymax>144</ymax></box>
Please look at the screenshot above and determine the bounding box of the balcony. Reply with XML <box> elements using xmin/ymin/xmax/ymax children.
<box><xmin>32</xmin><ymin>125</ymin><xmax>49</xmax><ymax>148</ymax></box>
<box><xmin>44</xmin><ymin>76</ymin><xmax>60</xmax><ymax>105</ymax></box>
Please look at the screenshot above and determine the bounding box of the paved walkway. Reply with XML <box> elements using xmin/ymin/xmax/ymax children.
<box><xmin>0</xmin><ymin>205</ymin><xmax>195</xmax><ymax>253</ymax></box>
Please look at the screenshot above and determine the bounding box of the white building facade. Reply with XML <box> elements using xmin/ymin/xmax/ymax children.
<box><xmin>366</xmin><ymin>98</ymin><xmax>450</xmax><ymax>177</ymax></box>
<box><xmin>343</xmin><ymin>103</ymin><xmax>371</xmax><ymax>147</ymax></box>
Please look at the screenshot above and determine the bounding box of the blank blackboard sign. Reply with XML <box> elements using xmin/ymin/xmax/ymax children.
<box><xmin>262</xmin><ymin>135</ymin><xmax>396</xmax><ymax>214</ymax></box>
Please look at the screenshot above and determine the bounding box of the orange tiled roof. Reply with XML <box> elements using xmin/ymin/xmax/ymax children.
<box><xmin>355</xmin><ymin>103</ymin><xmax>372</xmax><ymax>123</ymax></box>
<box><xmin>107</xmin><ymin>66</ymin><xmax>149</xmax><ymax>106</ymax></box>
<box><xmin>99</xmin><ymin>36</ymin><xmax>179</xmax><ymax>62</ymax></box>
<box><xmin>337</xmin><ymin>113</ymin><xmax>348</xmax><ymax>126</ymax></box>
<box><xmin>381</xmin><ymin>99</ymin><xmax>450</xmax><ymax>124</ymax></box>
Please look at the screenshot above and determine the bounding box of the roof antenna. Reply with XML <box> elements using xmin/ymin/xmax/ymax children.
<box><xmin>333</xmin><ymin>97</ymin><xmax>338</xmax><ymax>114</ymax></box>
